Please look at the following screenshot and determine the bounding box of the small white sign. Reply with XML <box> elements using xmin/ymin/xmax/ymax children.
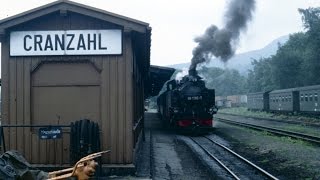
<box><xmin>10</xmin><ymin>30</ymin><xmax>122</xmax><ymax>56</ymax></box>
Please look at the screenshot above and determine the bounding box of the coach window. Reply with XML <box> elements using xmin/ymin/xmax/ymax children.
<box><xmin>301</xmin><ymin>94</ymin><xmax>304</xmax><ymax>101</ymax></box>
<box><xmin>310</xmin><ymin>94</ymin><xmax>313</xmax><ymax>101</ymax></box>
<box><xmin>305</xmin><ymin>94</ymin><xmax>308</xmax><ymax>102</ymax></box>
<box><xmin>315</xmin><ymin>93</ymin><xmax>318</xmax><ymax>101</ymax></box>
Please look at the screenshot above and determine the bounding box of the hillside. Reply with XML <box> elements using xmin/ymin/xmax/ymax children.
<box><xmin>169</xmin><ymin>35</ymin><xmax>289</xmax><ymax>74</ymax></box>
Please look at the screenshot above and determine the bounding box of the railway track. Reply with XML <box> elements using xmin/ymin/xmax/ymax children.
<box><xmin>217</xmin><ymin>112</ymin><xmax>320</xmax><ymax>128</ymax></box>
<box><xmin>217</xmin><ymin>117</ymin><xmax>320</xmax><ymax>144</ymax></box>
<box><xmin>190</xmin><ymin>136</ymin><xmax>278</xmax><ymax>180</ymax></box>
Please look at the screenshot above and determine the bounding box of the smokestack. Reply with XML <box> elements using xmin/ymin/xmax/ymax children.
<box><xmin>189</xmin><ymin>0</ymin><xmax>256</xmax><ymax>71</ymax></box>
<box><xmin>188</xmin><ymin>68</ymin><xmax>197</xmax><ymax>77</ymax></box>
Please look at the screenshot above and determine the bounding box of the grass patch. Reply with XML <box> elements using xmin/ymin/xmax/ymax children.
<box><xmin>230</xmin><ymin>124</ymin><xmax>314</xmax><ymax>147</ymax></box>
<box><xmin>219</xmin><ymin>107</ymin><xmax>278</xmax><ymax>118</ymax></box>
<box><xmin>257</xmin><ymin>131</ymin><xmax>313</xmax><ymax>147</ymax></box>
<box><xmin>282</xmin><ymin>125</ymin><xmax>320</xmax><ymax>137</ymax></box>
<box><xmin>260</xmin><ymin>159</ymin><xmax>269</xmax><ymax>163</ymax></box>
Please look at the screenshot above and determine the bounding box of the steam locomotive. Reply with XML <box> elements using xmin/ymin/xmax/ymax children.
<box><xmin>157</xmin><ymin>69</ymin><xmax>218</xmax><ymax>132</ymax></box>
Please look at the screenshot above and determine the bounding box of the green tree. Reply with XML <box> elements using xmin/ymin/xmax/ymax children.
<box><xmin>298</xmin><ymin>7</ymin><xmax>320</xmax><ymax>85</ymax></box>
<box><xmin>199</xmin><ymin>67</ymin><xmax>247</xmax><ymax>96</ymax></box>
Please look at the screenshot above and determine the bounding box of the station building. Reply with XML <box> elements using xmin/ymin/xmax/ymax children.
<box><xmin>0</xmin><ymin>0</ymin><xmax>156</xmax><ymax>168</ymax></box>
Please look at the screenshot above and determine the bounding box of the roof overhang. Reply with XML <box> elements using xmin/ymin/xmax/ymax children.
<box><xmin>147</xmin><ymin>65</ymin><xmax>175</xmax><ymax>97</ymax></box>
<box><xmin>0</xmin><ymin>0</ymin><xmax>150</xmax><ymax>36</ymax></box>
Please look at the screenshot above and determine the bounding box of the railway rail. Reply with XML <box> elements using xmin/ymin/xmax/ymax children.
<box><xmin>217</xmin><ymin>112</ymin><xmax>320</xmax><ymax>128</ymax></box>
<box><xmin>217</xmin><ymin>117</ymin><xmax>320</xmax><ymax>145</ymax></box>
<box><xmin>190</xmin><ymin>136</ymin><xmax>278</xmax><ymax>180</ymax></box>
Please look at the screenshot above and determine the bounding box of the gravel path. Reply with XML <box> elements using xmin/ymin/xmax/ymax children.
<box><xmin>152</xmin><ymin>130</ymin><xmax>211</xmax><ymax>180</ymax></box>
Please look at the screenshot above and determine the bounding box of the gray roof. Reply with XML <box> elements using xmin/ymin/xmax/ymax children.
<box><xmin>270</xmin><ymin>88</ymin><xmax>298</xmax><ymax>94</ymax></box>
<box><xmin>0</xmin><ymin>0</ymin><xmax>150</xmax><ymax>34</ymax></box>
<box><xmin>297</xmin><ymin>84</ymin><xmax>320</xmax><ymax>91</ymax></box>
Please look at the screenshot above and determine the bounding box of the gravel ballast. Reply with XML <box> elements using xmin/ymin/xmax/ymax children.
<box><xmin>212</xmin><ymin>121</ymin><xmax>320</xmax><ymax>179</ymax></box>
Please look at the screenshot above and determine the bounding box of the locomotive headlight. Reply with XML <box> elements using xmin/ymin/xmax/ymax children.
<box><xmin>209</xmin><ymin>106</ymin><xmax>218</xmax><ymax>113</ymax></box>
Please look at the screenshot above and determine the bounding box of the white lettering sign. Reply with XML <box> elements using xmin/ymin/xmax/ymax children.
<box><xmin>10</xmin><ymin>30</ymin><xmax>122</xmax><ymax>56</ymax></box>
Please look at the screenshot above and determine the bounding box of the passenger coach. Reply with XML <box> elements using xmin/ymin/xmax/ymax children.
<box><xmin>298</xmin><ymin>85</ymin><xmax>320</xmax><ymax>113</ymax></box>
<box><xmin>247</xmin><ymin>85</ymin><xmax>320</xmax><ymax>114</ymax></box>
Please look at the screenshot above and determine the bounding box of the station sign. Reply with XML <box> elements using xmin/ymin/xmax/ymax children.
<box><xmin>10</xmin><ymin>30</ymin><xmax>122</xmax><ymax>56</ymax></box>
<box><xmin>39</xmin><ymin>127</ymin><xmax>63</xmax><ymax>139</ymax></box>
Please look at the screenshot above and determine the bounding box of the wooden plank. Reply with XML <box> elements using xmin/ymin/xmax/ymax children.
<box><xmin>9</xmin><ymin>58</ymin><xmax>17</xmax><ymax>150</ymax></box>
<box><xmin>24</xmin><ymin>59</ymin><xmax>32</xmax><ymax>161</ymax></box>
<box><xmin>117</xmin><ymin>53</ymin><xmax>125</xmax><ymax>163</ymax></box>
<box><xmin>1</xmin><ymin>37</ymin><xmax>10</xmax><ymax>152</ymax></box>
<box><xmin>62</xmin><ymin>133</ymin><xmax>70</xmax><ymax>164</ymax></box>
<box><xmin>48</xmin><ymin>139</ymin><xmax>55</xmax><ymax>164</ymax></box>
<box><xmin>16</xmin><ymin>59</ymin><xmax>24</xmax><ymax>154</ymax></box>
<box><xmin>101</xmin><ymin>57</ymin><xmax>111</xmax><ymax>163</ymax></box>
<box><xmin>54</xmin><ymin>132</ymin><xmax>63</xmax><ymax>165</ymax></box>
<box><xmin>110</xmin><ymin>57</ymin><xmax>118</xmax><ymax>163</ymax></box>
<box><xmin>39</xmin><ymin>133</ymin><xmax>47</xmax><ymax>164</ymax></box>
<box><xmin>124</xmin><ymin>35</ymin><xmax>133</xmax><ymax>163</ymax></box>
<box><xmin>31</xmin><ymin>133</ymin><xmax>39</xmax><ymax>163</ymax></box>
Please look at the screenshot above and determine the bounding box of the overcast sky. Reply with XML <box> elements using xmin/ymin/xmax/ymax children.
<box><xmin>0</xmin><ymin>0</ymin><xmax>320</xmax><ymax>66</ymax></box>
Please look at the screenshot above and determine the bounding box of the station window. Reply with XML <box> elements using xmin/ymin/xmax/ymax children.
<box><xmin>301</xmin><ymin>94</ymin><xmax>304</xmax><ymax>101</ymax></box>
<box><xmin>305</xmin><ymin>94</ymin><xmax>308</xmax><ymax>102</ymax></box>
<box><xmin>315</xmin><ymin>93</ymin><xmax>318</xmax><ymax>101</ymax></box>
<box><xmin>310</xmin><ymin>94</ymin><xmax>313</xmax><ymax>101</ymax></box>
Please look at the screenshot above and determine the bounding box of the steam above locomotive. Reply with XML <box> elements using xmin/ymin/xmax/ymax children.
<box><xmin>157</xmin><ymin>70</ymin><xmax>217</xmax><ymax>132</ymax></box>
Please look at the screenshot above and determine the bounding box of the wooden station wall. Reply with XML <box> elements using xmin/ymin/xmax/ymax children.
<box><xmin>1</xmin><ymin>11</ymin><xmax>146</xmax><ymax>165</ymax></box>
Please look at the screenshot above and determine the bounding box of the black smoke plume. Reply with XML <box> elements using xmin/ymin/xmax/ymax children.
<box><xmin>189</xmin><ymin>0</ymin><xmax>256</xmax><ymax>73</ymax></box>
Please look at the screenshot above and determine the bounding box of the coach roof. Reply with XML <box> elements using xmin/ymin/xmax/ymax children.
<box><xmin>0</xmin><ymin>0</ymin><xmax>150</xmax><ymax>34</ymax></box>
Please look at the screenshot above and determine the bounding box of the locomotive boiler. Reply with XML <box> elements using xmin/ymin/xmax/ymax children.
<box><xmin>157</xmin><ymin>69</ymin><xmax>218</xmax><ymax>132</ymax></box>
